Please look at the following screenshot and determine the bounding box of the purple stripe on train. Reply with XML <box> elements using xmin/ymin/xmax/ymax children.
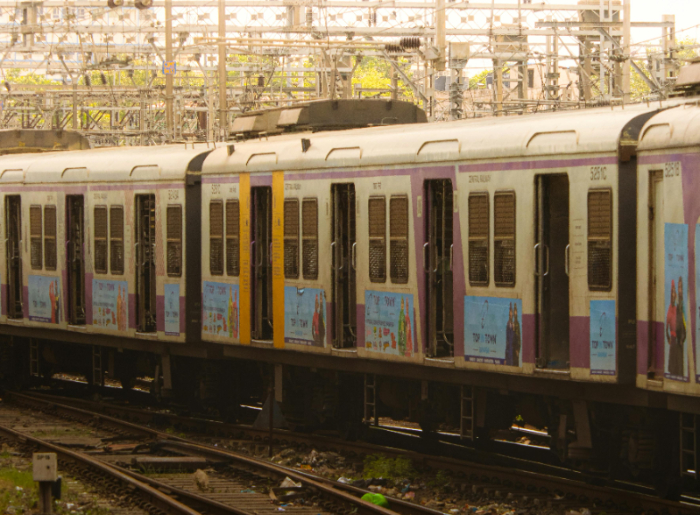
<box><xmin>22</xmin><ymin>286</ymin><xmax>28</xmax><ymax>318</ymax></box>
<box><xmin>283</xmin><ymin>156</ymin><xmax>618</xmax><ymax>182</ymax></box>
<box><xmin>637</xmin><ymin>320</ymin><xmax>665</xmax><ymax>377</ymax></box>
<box><xmin>459</xmin><ymin>156</ymin><xmax>617</xmax><ymax>173</ymax></box>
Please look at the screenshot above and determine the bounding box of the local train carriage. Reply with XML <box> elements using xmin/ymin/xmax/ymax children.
<box><xmin>201</xmin><ymin>101</ymin><xmax>668</xmax><ymax>385</ymax></box>
<box><xmin>636</xmin><ymin>104</ymin><xmax>700</xmax><ymax>396</ymax></box>
<box><xmin>0</xmin><ymin>145</ymin><xmax>210</xmax><ymax>345</ymax></box>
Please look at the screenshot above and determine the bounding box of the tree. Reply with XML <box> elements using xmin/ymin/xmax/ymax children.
<box><xmin>629</xmin><ymin>37</ymin><xmax>698</xmax><ymax>100</ymax></box>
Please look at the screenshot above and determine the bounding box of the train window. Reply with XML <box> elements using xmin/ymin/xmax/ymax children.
<box><xmin>210</xmin><ymin>201</ymin><xmax>224</xmax><ymax>276</ymax></box>
<box><xmin>30</xmin><ymin>205</ymin><xmax>42</xmax><ymax>270</ymax></box>
<box><xmin>166</xmin><ymin>205</ymin><xmax>181</xmax><ymax>277</ymax></box>
<box><xmin>284</xmin><ymin>199</ymin><xmax>300</xmax><ymax>279</ymax></box>
<box><xmin>390</xmin><ymin>196</ymin><xmax>409</xmax><ymax>284</ymax></box>
<box><xmin>94</xmin><ymin>206</ymin><xmax>108</xmax><ymax>274</ymax></box>
<box><xmin>368</xmin><ymin>196</ymin><xmax>387</xmax><ymax>283</ymax></box>
<box><xmin>588</xmin><ymin>189</ymin><xmax>612</xmax><ymax>291</ymax></box>
<box><xmin>44</xmin><ymin>205</ymin><xmax>57</xmax><ymax>271</ymax></box>
<box><xmin>468</xmin><ymin>192</ymin><xmax>489</xmax><ymax>286</ymax></box>
<box><xmin>494</xmin><ymin>192</ymin><xmax>515</xmax><ymax>286</ymax></box>
<box><xmin>302</xmin><ymin>198</ymin><xmax>318</xmax><ymax>280</ymax></box>
<box><xmin>226</xmin><ymin>200</ymin><xmax>240</xmax><ymax>277</ymax></box>
<box><xmin>110</xmin><ymin>206</ymin><xmax>124</xmax><ymax>275</ymax></box>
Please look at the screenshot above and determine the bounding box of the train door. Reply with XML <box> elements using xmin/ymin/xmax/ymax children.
<box><xmin>251</xmin><ymin>186</ymin><xmax>273</xmax><ymax>341</ymax></box>
<box><xmin>331</xmin><ymin>184</ymin><xmax>356</xmax><ymax>348</ymax></box>
<box><xmin>648</xmin><ymin>171</ymin><xmax>664</xmax><ymax>378</ymax></box>
<box><xmin>66</xmin><ymin>195</ymin><xmax>86</xmax><ymax>325</ymax></box>
<box><xmin>425</xmin><ymin>179</ymin><xmax>454</xmax><ymax>358</ymax></box>
<box><xmin>5</xmin><ymin>196</ymin><xmax>23</xmax><ymax>319</ymax></box>
<box><xmin>135</xmin><ymin>194</ymin><xmax>156</xmax><ymax>332</ymax></box>
<box><xmin>535</xmin><ymin>174</ymin><xmax>570</xmax><ymax>369</ymax></box>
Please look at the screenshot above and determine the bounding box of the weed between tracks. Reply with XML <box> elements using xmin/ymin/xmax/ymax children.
<box><xmin>363</xmin><ymin>454</ymin><xmax>417</xmax><ymax>480</ymax></box>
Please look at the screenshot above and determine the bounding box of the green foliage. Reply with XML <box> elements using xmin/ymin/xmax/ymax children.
<box><xmin>352</xmin><ymin>57</ymin><xmax>414</xmax><ymax>99</ymax></box>
<box><xmin>427</xmin><ymin>469</ymin><xmax>452</xmax><ymax>490</ymax></box>
<box><xmin>469</xmin><ymin>68</ymin><xmax>491</xmax><ymax>90</ymax></box>
<box><xmin>629</xmin><ymin>37</ymin><xmax>698</xmax><ymax>100</ymax></box>
<box><xmin>4</xmin><ymin>69</ymin><xmax>60</xmax><ymax>86</ymax></box>
<box><xmin>362</xmin><ymin>454</ymin><xmax>416</xmax><ymax>480</ymax></box>
<box><xmin>0</xmin><ymin>468</ymin><xmax>36</xmax><ymax>514</ymax></box>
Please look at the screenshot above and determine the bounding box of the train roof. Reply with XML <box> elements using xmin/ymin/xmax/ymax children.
<box><xmin>203</xmin><ymin>101</ymin><xmax>686</xmax><ymax>175</ymax></box>
<box><xmin>638</xmin><ymin>101</ymin><xmax>700</xmax><ymax>152</ymax></box>
<box><xmin>0</xmin><ymin>143</ymin><xmax>212</xmax><ymax>184</ymax></box>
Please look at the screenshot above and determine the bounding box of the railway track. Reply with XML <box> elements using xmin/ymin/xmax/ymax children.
<box><xmin>0</xmin><ymin>390</ymin><xmax>443</xmax><ymax>515</ymax></box>
<box><xmin>4</xmin><ymin>389</ymin><xmax>699</xmax><ymax>514</ymax></box>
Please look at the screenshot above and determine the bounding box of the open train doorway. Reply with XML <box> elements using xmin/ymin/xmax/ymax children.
<box><xmin>252</xmin><ymin>186</ymin><xmax>273</xmax><ymax>341</ymax></box>
<box><xmin>648</xmin><ymin>170</ymin><xmax>664</xmax><ymax>378</ymax></box>
<box><xmin>66</xmin><ymin>195</ymin><xmax>86</xmax><ymax>325</ymax></box>
<box><xmin>535</xmin><ymin>174</ymin><xmax>570</xmax><ymax>369</ymax></box>
<box><xmin>331</xmin><ymin>184</ymin><xmax>356</xmax><ymax>349</ymax></box>
<box><xmin>135</xmin><ymin>194</ymin><xmax>156</xmax><ymax>332</ymax></box>
<box><xmin>5</xmin><ymin>196</ymin><xmax>23</xmax><ymax>319</ymax></box>
<box><xmin>425</xmin><ymin>179</ymin><xmax>454</xmax><ymax>358</ymax></box>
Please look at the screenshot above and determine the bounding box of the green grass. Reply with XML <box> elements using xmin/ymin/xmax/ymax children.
<box><xmin>362</xmin><ymin>454</ymin><xmax>416</xmax><ymax>480</ymax></box>
<box><xmin>0</xmin><ymin>467</ymin><xmax>37</xmax><ymax>514</ymax></box>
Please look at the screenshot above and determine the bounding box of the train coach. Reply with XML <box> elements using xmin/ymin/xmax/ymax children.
<box><xmin>0</xmin><ymin>144</ymin><xmax>212</xmax><ymax>385</ymax></box>
<box><xmin>3</xmin><ymin>97</ymin><xmax>700</xmax><ymax>492</ymax></box>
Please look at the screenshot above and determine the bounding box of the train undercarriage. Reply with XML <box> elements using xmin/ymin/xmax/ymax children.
<box><xmin>0</xmin><ymin>332</ymin><xmax>695</xmax><ymax>499</ymax></box>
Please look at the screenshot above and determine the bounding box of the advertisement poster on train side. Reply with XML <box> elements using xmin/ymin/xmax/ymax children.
<box><xmin>92</xmin><ymin>279</ymin><xmax>128</xmax><ymax>331</ymax></box>
<box><xmin>695</xmin><ymin>224</ymin><xmax>700</xmax><ymax>383</ymax></box>
<box><xmin>364</xmin><ymin>291</ymin><xmax>415</xmax><ymax>357</ymax></box>
<box><xmin>590</xmin><ymin>300</ymin><xmax>616</xmax><ymax>375</ymax></box>
<box><xmin>284</xmin><ymin>287</ymin><xmax>327</xmax><ymax>346</ymax></box>
<box><xmin>664</xmin><ymin>223</ymin><xmax>689</xmax><ymax>382</ymax></box>
<box><xmin>28</xmin><ymin>275</ymin><xmax>61</xmax><ymax>324</ymax></box>
<box><xmin>164</xmin><ymin>284</ymin><xmax>180</xmax><ymax>336</ymax></box>
<box><xmin>464</xmin><ymin>296</ymin><xmax>522</xmax><ymax>367</ymax></box>
<box><xmin>202</xmin><ymin>281</ymin><xmax>239</xmax><ymax>339</ymax></box>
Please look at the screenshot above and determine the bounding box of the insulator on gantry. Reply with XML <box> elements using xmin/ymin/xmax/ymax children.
<box><xmin>134</xmin><ymin>0</ymin><xmax>152</xmax><ymax>9</ymax></box>
<box><xmin>107</xmin><ymin>0</ymin><xmax>124</xmax><ymax>7</ymax></box>
<box><xmin>399</xmin><ymin>37</ymin><xmax>420</xmax><ymax>50</ymax></box>
<box><xmin>306</xmin><ymin>8</ymin><xmax>313</xmax><ymax>28</ymax></box>
<box><xmin>385</xmin><ymin>43</ymin><xmax>402</xmax><ymax>54</ymax></box>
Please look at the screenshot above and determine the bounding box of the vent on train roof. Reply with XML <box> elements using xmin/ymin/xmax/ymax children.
<box><xmin>230</xmin><ymin>99</ymin><xmax>427</xmax><ymax>139</ymax></box>
<box><xmin>672</xmin><ymin>61</ymin><xmax>700</xmax><ymax>97</ymax></box>
<box><xmin>0</xmin><ymin>129</ymin><xmax>91</xmax><ymax>155</ymax></box>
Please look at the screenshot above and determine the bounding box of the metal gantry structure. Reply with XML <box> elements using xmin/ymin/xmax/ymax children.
<box><xmin>0</xmin><ymin>0</ymin><xmax>682</xmax><ymax>146</ymax></box>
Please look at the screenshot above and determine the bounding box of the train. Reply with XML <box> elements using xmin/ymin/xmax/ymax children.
<box><xmin>3</xmin><ymin>84</ymin><xmax>700</xmax><ymax>495</ymax></box>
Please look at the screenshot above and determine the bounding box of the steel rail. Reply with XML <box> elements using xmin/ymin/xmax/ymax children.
<box><xmin>1</xmin><ymin>390</ymin><xmax>408</xmax><ymax>515</ymax></box>
<box><xmin>8</xmin><ymin>389</ymin><xmax>700</xmax><ymax>514</ymax></box>
<box><xmin>0</xmin><ymin>420</ymin><xmax>202</xmax><ymax>515</ymax></box>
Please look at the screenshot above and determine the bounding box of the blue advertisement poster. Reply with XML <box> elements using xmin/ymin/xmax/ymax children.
<box><xmin>364</xmin><ymin>291</ymin><xmax>415</xmax><ymax>357</ymax></box>
<box><xmin>164</xmin><ymin>284</ymin><xmax>180</xmax><ymax>336</ymax></box>
<box><xmin>590</xmin><ymin>300</ymin><xmax>616</xmax><ymax>375</ymax></box>
<box><xmin>28</xmin><ymin>275</ymin><xmax>61</xmax><ymax>323</ymax></box>
<box><xmin>202</xmin><ymin>281</ymin><xmax>239</xmax><ymax>339</ymax></box>
<box><xmin>696</xmin><ymin>224</ymin><xmax>700</xmax><ymax>383</ymax></box>
<box><xmin>284</xmin><ymin>286</ymin><xmax>327</xmax><ymax>346</ymax></box>
<box><xmin>664</xmin><ymin>223</ymin><xmax>689</xmax><ymax>381</ymax></box>
<box><xmin>92</xmin><ymin>279</ymin><xmax>128</xmax><ymax>331</ymax></box>
<box><xmin>464</xmin><ymin>296</ymin><xmax>522</xmax><ymax>366</ymax></box>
